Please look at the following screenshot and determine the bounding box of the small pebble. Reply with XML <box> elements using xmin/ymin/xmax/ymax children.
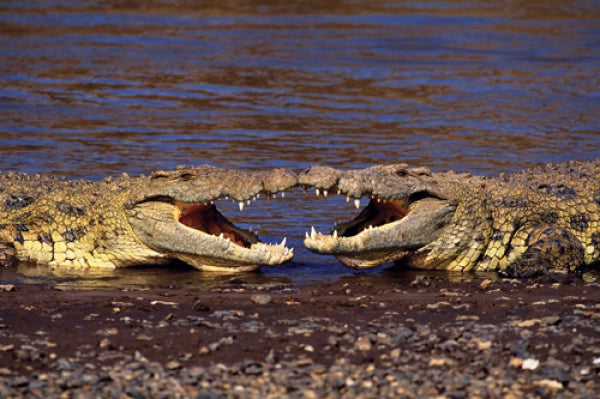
<box><xmin>165</xmin><ymin>361</ymin><xmax>181</xmax><ymax>370</ymax></box>
<box><xmin>250</xmin><ymin>294</ymin><xmax>272</xmax><ymax>305</ymax></box>
<box><xmin>522</xmin><ymin>358</ymin><xmax>540</xmax><ymax>370</ymax></box>
<box><xmin>355</xmin><ymin>335</ymin><xmax>372</xmax><ymax>351</ymax></box>
<box><xmin>479</xmin><ymin>279</ymin><xmax>493</xmax><ymax>290</ymax></box>
<box><xmin>534</xmin><ymin>379</ymin><xmax>563</xmax><ymax>391</ymax></box>
<box><xmin>98</xmin><ymin>338</ymin><xmax>111</xmax><ymax>349</ymax></box>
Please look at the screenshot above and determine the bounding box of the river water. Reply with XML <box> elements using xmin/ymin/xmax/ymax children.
<box><xmin>1</xmin><ymin>1</ymin><xmax>599</xmax><ymax>287</ymax></box>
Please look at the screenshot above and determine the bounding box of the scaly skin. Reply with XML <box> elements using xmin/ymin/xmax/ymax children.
<box><xmin>0</xmin><ymin>166</ymin><xmax>296</xmax><ymax>272</ymax></box>
<box><xmin>303</xmin><ymin>160</ymin><xmax>600</xmax><ymax>277</ymax></box>
<box><xmin>2</xmin><ymin>161</ymin><xmax>598</xmax><ymax>277</ymax></box>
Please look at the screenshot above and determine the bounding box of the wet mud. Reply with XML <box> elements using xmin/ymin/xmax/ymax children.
<box><xmin>1</xmin><ymin>276</ymin><xmax>599</xmax><ymax>397</ymax></box>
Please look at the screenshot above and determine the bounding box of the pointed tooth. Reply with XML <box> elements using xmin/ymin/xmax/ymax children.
<box><xmin>311</xmin><ymin>226</ymin><xmax>317</xmax><ymax>239</ymax></box>
<box><xmin>226</xmin><ymin>237</ymin><xmax>230</xmax><ymax>243</ymax></box>
<box><xmin>238</xmin><ymin>202</ymin><xmax>244</xmax><ymax>211</ymax></box>
<box><xmin>306</xmin><ymin>231</ymin><xmax>309</xmax><ymax>239</ymax></box>
<box><xmin>219</xmin><ymin>233</ymin><xmax>224</xmax><ymax>239</ymax></box>
<box><xmin>315</xmin><ymin>188</ymin><xmax>320</xmax><ymax>197</ymax></box>
<box><xmin>333</xmin><ymin>230</ymin><xmax>338</xmax><ymax>239</ymax></box>
<box><xmin>337</xmin><ymin>189</ymin><xmax>341</xmax><ymax>195</ymax></box>
<box><xmin>377</xmin><ymin>198</ymin><xmax>381</xmax><ymax>203</ymax></box>
<box><xmin>369</xmin><ymin>225</ymin><xmax>373</xmax><ymax>230</ymax></box>
<box><xmin>280</xmin><ymin>237</ymin><xmax>287</xmax><ymax>247</ymax></box>
<box><xmin>247</xmin><ymin>200</ymin><xmax>251</xmax><ymax>205</ymax></box>
<box><xmin>346</xmin><ymin>195</ymin><xmax>350</xmax><ymax>203</ymax></box>
<box><xmin>281</xmin><ymin>191</ymin><xmax>285</xmax><ymax>198</ymax></box>
<box><xmin>354</xmin><ymin>198</ymin><xmax>361</xmax><ymax>209</ymax></box>
<box><xmin>323</xmin><ymin>189</ymin><xmax>328</xmax><ymax>198</ymax></box>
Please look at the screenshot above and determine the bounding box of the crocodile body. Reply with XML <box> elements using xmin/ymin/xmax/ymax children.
<box><xmin>0</xmin><ymin>167</ymin><xmax>295</xmax><ymax>272</ymax></box>
<box><xmin>1</xmin><ymin>160</ymin><xmax>598</xmax><ymax>277</ymax></box>
<box><xmin>303</xmin><ymin>160</ymin><xmax>600</xmax><ymax>277</ymax></box>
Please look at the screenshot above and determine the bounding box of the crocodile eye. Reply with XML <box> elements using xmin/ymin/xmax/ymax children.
<box><xmin>178</xmin><ymin>173</ymin><xmax>195</xmax><ymax>181</ymax></box>
<box><xmin>151</xmin><ymin>170</ymin><xmax>196</xmax><ymax>182</ymax></box>
<box><xmin>394</xmin><ymin>169</ymin><xmax>408</xmax><ymax>177</ymax></box>
<box><xmin>151</xmin><ymin>171</ymin><xmax>171</xmax><ymax>180</ymax></box>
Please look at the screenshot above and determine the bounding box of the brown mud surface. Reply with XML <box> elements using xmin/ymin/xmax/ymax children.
<box><xmin>1</xmin><ymin>275</ymin><xmax>599</xmax><ymax>397</ymax></box>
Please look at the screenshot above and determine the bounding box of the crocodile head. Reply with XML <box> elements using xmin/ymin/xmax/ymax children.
<box><xmin>300</xmin><ymin>164</ymin><xmax>457</xmax><ymax>268</ymax></box>
<box><xmin>124</xmin><ymin>166</ymin><xmax>296</xmax><ymax>272</ymax></box>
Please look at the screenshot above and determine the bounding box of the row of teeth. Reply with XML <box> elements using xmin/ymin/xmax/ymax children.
<box><xmin>222</xmin><ymin>193</ymin><xmax>287</xmax><ymax>212</ymax></box>
<box><xmin>229</xmin><ymin>190</ymin><xmax>375</xmax><ymax>244</ymax></box>
<box><xmin>219</xmin><ymin>187</ymin><xmax>392</xmax><ymax>213</ymax></box>
<box><xmin>220</xmin><ymin>190</ymin><xmax>380</xmax><ymax>244</ymax></box>
<box><xmin>255</xmin><ymin>238</ymin><xmax>293</xmax><ymax>256</ymax></box>
<box><xmin>314</xmin><ymin>188</ymin><xmax>364</xmax><ymax>209</ymax></box>
<box><xmin>212</xmin><ymin>232</ymin><xmax>292</xmax><ymax>254</ymax></box>
<box><xmin>306</xmin><ymin>225</ymin><xmax>374</xmax><ymax>241</ymax></box>
<box><xmin>221</xmin><ymin>187</ymin><xmax>382</xmax><ymax>212</ymax></box>
<box><xmin>229</xmin><ymin>192</ymin><xmax>364</xmax><ymax>212</ymax></box>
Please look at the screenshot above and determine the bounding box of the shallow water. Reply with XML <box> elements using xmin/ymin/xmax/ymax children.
<box><xmin>1</xmin><ymin>1</ymin><xmax>599</xmax><ymax>287</ymax></box>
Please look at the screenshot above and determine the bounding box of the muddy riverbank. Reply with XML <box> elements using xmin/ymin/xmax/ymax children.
<box><xmin>1</xmin><ymin>275</ymin><xmax>599</xmax><ymax>397</ymax></box>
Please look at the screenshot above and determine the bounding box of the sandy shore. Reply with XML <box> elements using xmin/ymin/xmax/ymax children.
<box><xmin>1</xmin><ymin>275</ymin><xmax>599</xmax><ymax>397</ymax></box>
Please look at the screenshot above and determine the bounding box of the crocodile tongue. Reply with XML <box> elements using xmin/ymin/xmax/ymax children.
<box><xmin>176</xmin><ymin>201</ymin><xmax>259</xmax><ymax>248</ymax></box>
<box><xmin>332</xmin><ymin>199</ymin><xmax>408</xmax><ymax>237</ymax></box>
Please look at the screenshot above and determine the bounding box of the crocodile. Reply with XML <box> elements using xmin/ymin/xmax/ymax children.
<box><xmin>0</xmin><ymin>166</ymin><xmax>295</xmax><ymax>272</ymax></box>
<box><xmin>302</xmin><ymin>160</ymin><xmax>600</xmax><ymax>277</ymax></box>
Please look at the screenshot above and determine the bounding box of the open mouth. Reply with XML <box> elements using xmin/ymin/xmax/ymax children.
<box><xmin>303</xmin><ymin>191</ymin><xmax>454</xmax><ymax>268</ymax></box>
<box><xmin>126</xmin><ymin>194</ymin><xmax>293</xmax><ymax>272</ymax></box>
<box><xmin>330</xmin><ymin>198</ymin><xmax>409</xmax><ymax>238</ymax></box>
<box><xmin>175</xmin><ymin>200</ymin><xmax>260</xmax><ymax>248</ymax></box>
<box><xmin>305</xmin><ymin>195</ymin><xmax>413</xmax><ymax>244</ymax></box>
<box><xmin>171</xmin><ymin>197</ymin><xmax>292</xmax><ymax>267</ymax></box>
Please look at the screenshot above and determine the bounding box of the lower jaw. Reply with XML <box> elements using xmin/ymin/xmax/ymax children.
<box><xmin>177</xmin><ymin>254</ymin><xmax>262</xmax><ymax>273</ymax></box>
<box><xmin>335</xmin><ymin>248</ymin><xmax>426</xmax><ymax>269</ymax></box>
<box><xmin>195</xmin><ymin>264</ymin><xmax>260</xmax><ymax>273</ymax></box>
<box><xmin>183</xmin><ymin>262</ymin><xmax>261</xmax><ymax>273</ymax></box>
<box><xmin>335</xmin><ymin>254</ymin><xmax>387</xmax><ymax>269</ymax></box>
